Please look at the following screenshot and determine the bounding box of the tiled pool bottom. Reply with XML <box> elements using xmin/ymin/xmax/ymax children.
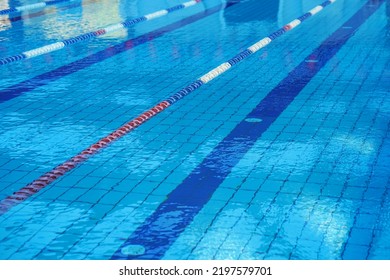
<box><xmin>0</xmin><ymin>0</ymin><xmax>389</xmax><ymax>260</ymax></box>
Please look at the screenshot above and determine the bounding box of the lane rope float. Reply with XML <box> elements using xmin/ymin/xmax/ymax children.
<box><xmin>6</xmin><ymin>0</ymin><xmax>104</xmax><ymax>25</ymax></box>
<box><xmin>0</xmin><ymin>0</ymin><xmax>70</xmax><ymax>15</ymax></box>
<box><xmin>0</xmin><ymin>0</ymin><xmax>202</xmax><ymax>66</ymax></box>
<box><xmin>0</xmin><ymin>0</ymin><xmax>337</xmax><ymax>215</ymax></box>
<box><xmin>0</xmin><ymin>1</ymin><xmax>237</xmax><ymax>103</ymax></box>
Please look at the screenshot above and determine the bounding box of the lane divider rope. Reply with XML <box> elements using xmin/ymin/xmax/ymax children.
<box><xmin>0</xmin><ymin>0</ymin><xmax>201</xmax><ymax>66</ymax></box>
<box><xmin>7</xmin><ymin>0</ymin><xmax>103</xmax><ymax>25</ymax></box>
<box><xmin>112</xmin><ymin>0</ymin><xmax>383</xmax><ymax>260</ymax></box>
<box><xmin>0</xmin><ymin>0</ymin><xmax>70</xmax><ymax>15</ymax></box>
<box><xmin>0</xmin><ymin>0</ymin><xmax>336</xmax><ymax>215</ymax></box>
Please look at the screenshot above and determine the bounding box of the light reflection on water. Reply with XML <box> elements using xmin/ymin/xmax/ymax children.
<box><xmin>0</xmin><ymin>1</ymin><xmax>11</xmax><ymax>32</ymax></box>
<box><xmin>188</xmin><ymin>195</ymin><xmax>350</xmax><ymax>259</ymax></box>
<box><xmin>0</xmin><ymin>0</ymin><xmax>388</xmax><ymax>260</ymax></box>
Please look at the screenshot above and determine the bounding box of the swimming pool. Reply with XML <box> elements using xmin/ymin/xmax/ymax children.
<box><xmin>0</xmin><ymin>0</ymin><xmax>389</xmax><ymax>260</ymax></box>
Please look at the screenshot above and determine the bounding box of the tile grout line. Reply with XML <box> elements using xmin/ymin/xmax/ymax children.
<box><xmin>0</xmin><ymin>0</ymin><xmax>338</xmax><ymax>216</ymax></box>
<box><xmin>0</xmin><ymin>0</ymin><xmax>242</xmax><ymax>214</ymax></box>
<box><xmin>110</xmin><ymin>0</ymin><xmax>384</xmax><ymax>260</ymax></box>
<box><xmin>0</xmin><ymin>1</ymin><xmax>232</xmax><ymax>103</ymax></box>
<box><xmin>0</xmin><ymin>0</ymin><xmax>202</xmax><ymax>66</ymax></box>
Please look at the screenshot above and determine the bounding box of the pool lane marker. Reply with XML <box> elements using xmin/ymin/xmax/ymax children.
<box><xmin>0</xmin><ymin>0</ymin><xmax>335</xmax><ymax>215</ymax></box>
<box><xmin>0</xmin><ymin>0</ymin><xmax>70</xmax><ymax>15</ymax></box>
<box><xmin>0</xmin><ymin>1</ymin><xmax>238</xmax><ymax>103</ymax></box>
<box><xmin>6</xmin><ymin>0</ymin><xmax>101</xmax><ymax>24</ymax></box>
<box><xmin>0</xmin><ymin>100</ymin><xmax>171</xmax><ymax>215</ymax></box>
<box><xmin>0</xmin><ymin>0</ymin><xmax>201</xmax><ymax>66</ymax></box>
<box><xmin>0</xmin><ymin>1</ymin><xmax>243</xmax><ymax>215</ymax></box>
<box><xmin>110</xmin><ymin>0</ymin><xmax>385</xmax><ymax>260</ymax></box>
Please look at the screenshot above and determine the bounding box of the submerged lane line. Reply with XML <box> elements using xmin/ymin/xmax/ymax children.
<box><xmin>0</xmin><ymin>1</ymin><xmax>241</xmax><ymax>214</ymax></box>
<box><xmin>0</xmin><ymin>1</ymin><xmax>235</xmax><ymax>103</ymax></box>
<box><xmin>5</xmin><ymin>0</ymin><xmax>99</xmax><ymax>24</ymax></box>
<box><xmin>0</xmin><ymin>0</ymin><xmax>201</xmax><ymax>66</ymax></box>
<box><xmin>0</xmin><ymin>0</ymin><xmax>337</xmax><ymax>214</ymax></box>
<box><xmin>0</xmin><ymin>0</ymin><xmax>338</xmax><ymax>215</ymax></box>
<box><xmin>0</xmin><ymin>0</ymin><xmax>69</xmax><ymax>15</ymax></box>
<box><xmin>111</xmin><ymin>0</ymin><xmax>384</xmax><ymax>260</ymax></box>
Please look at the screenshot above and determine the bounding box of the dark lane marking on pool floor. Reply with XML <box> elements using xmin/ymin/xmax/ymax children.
<box><xmin>0</xmin><ymin>1</ymin><xmax>237</xmax><ymax>103</ymax></box>
<box><xmin>0</xmin><ymin>1</ymin><xmax>202</xmax><ymax>66</ymax></box>
<box><xmin>111</xmin><ymin>0</ymin><xmax>384</xmax><ymax>260</ymax></box>
<box><xmin>0</xmin><ymin>1</ymin><xmax>242</xmax><ymax>215</ymax></box>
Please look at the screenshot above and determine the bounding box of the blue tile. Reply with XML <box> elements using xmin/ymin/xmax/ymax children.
<box><xmin>231</xmin><ymin>189</ymin><xmax>255</xmax><ymax>204</ymax></box>
<box><xmin>260</xmin><ymin>180</ymin><xmax>283</xmax><ymax>193</ymax></box>
<box><xmin>343</xmin><ymin>244</ymin><xmax>369</xmax><ymax>260</ymax></box>
<box><xmin>301</xmin><ymin>182</ymin><xmax>322</xmax><ymax>196</ymax></box>
<box><xmin>88</xmin><ymin>204</ymin><xmax>114</xmax><ymax>220</ymax></box>
<box><xmin>354</xmin><ymin>213</ymin><xmax>378</xmax><ymax>229</ymax></box>
<box><xmin>281</xmin><ymin>181</ymin><xmax>303</xmax><ymax>194</ymax></box>
<box><xmin>0</xmin><ymin>0</ymin><xmax>388</xmax><ymax>261</ymax></box>
<box><xmin>291</xmin><ymin>239</ymin><xmax>321</xmax><ymax>260</ymax></box>
<box><xmin>77</xmin><ymin>189</ymin><xmax>108</xmax><ymax>204</ymax></box>
<box><xmin>348</xmin><ymin>228</ymin><xmax>373</xmax><ymax>246</ymax></box>
<box><xmin>342</xmin><ymin>187</ymin><xmax>365</xmax><ymax>200</ymax></box>
<box><xmin>58</xmin><ymin>188</ymin><xmax>88</xmax><ymax>202</ymax></box>
<box><xmin>265</xmin><ymin>237</ymin><xmax>294</xmax><ymax>260</ymax></box>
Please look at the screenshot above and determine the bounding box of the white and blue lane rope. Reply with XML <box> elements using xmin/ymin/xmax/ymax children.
<box><xmin>0</xmin><ymin>0</ymin><xmax>201</xmax><ymax>66</ymax></box>
<box><xmin>0</xmin><ymin>0</ymin><xmax>70</xmax><ymax>15</ymax></box>
<box><xmin>0</xmin><ymin>0</ymin><xmax>337</xmax><ymax>214</ymax></box>
<box><xmin>165</xmin><ymin>0</ymin><xmax>337</xmax><ymax>105</ymax></box>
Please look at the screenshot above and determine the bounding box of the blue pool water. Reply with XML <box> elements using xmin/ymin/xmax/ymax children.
<box><xmin>0</xmin><ymin>0</ymin><xmax>389</xmax><ymax>260</ymax></box>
